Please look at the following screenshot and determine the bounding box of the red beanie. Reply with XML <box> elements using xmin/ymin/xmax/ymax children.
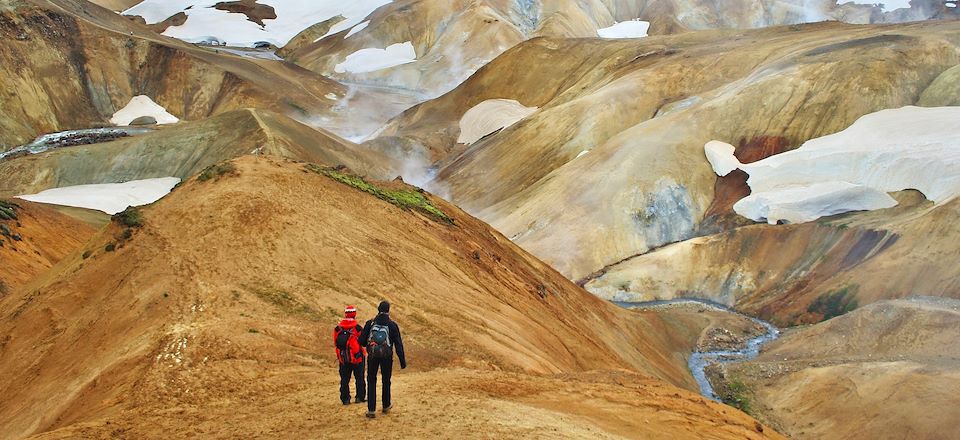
<box><xmin>344</xmin><ymin>305</ymin><xmax>357</xmax><ymax>319</ymax></box>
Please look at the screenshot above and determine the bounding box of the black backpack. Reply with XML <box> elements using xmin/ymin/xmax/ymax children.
<box><xmin>366</xmin><ymin>323</ymin><xmax>392</xmax><ymax>359</ymax></box>
<box><xmin>334</xmin><ymin>326</ymin><xmax>362</xmax><ymax>365</ymax></box>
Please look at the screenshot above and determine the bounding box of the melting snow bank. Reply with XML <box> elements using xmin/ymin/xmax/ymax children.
<box><xmin>705</xmin><ymin>106</ymin><xmax>960</xmax><ymax>224</ymax></box>
<box><xmin>457</xmin><ymin>99</ymin><xmax>538</xmax><ymax>144</ymax></box>
<box><xmin>124</xmin><ymin>0</ymin><xmax>391</xmax><ymax>47</ymax></box>
<box><xmin>334</xmin><ymin>42</ymin><xmax>417</xmax><ymax>74</ymax></box>
<box><xmin>618</xmin><ymin>299</ymin><xmax>779</xmax><ymax>400</ymax></box>
<box><xmin>0</xmin><ymin>127</ymin><xmax>153</xmax><ymax>161</ymax></box>
<box><xmin>111</xmin><ymin>96</ymin><xmax>179</xmax><ymax>126</ymax></box>
<box><xmin>597</xmin><ymin>20</ymin><xmax>650</xmax><ymax>38</ymax></box>
<box><xmin>17</xmin><ymin>178</ymin><xmax>181</xmax><ymax>215</ymax></box>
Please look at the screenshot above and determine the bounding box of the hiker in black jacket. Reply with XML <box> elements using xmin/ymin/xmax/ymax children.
<box><xmin>359</xmin><ymin>300</ymin><xmax>406</xmax><ymax>418</ymax></box>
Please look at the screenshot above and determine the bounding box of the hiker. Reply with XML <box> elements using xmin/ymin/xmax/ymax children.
<box><xmin>333</xmin><ymin>305</ymin><xmax>366</xmax><ymax>405</ymax></box>
<box><xmin>360</xmin><ymin>300</ymin><xmax>406</xmax><ymax>418</ymax></box>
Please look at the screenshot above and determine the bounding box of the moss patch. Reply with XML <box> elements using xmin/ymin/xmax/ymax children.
<box><xmin>247</xmin><ymin>286</ymin><xmax>323</xmax><ymax>321</ymax></box>
<box><xmin>719</xmin><ymin>379</ymin><xmax>753</xmax><ymax>415</ymax></box>
<box><xmin>112</xmin><ymin>206</ymin><xmax>144</xmax><ymax>228</ymax></box>
<box><xmin>0</xmin><ymin>200</ymin><xmax>18</xmax><ymax>221</ymax></box>
<box><xmin>808</xmin><ymin>285</ymin><xmax>859</xmax><ymax>321</ymax></box>
<box><xmin>307</xmin><ymin>164</ymin><xmax>453</xmax><ymax>224</ymax></box>
<box><xmin>197</xmin><ymin>162</ymin><xmax>238</xmax><ymax>182</ymax></box>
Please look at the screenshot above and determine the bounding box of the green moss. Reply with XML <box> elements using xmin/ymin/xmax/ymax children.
<box><xmin>0</xmin><ymin>200</ymin><xmax>18</xmax><ymax>221</ymax></box>
<box><xmin>721</xmin><ymin>380</ymin><xmax>753</xmax><ymax>415</ymax></box>
<box><xmin>284</xmin><ymin>99</ymin><xmax>308</xmax><ymax>115</ymax></box>
<box><xmin>112</xmin><ymin>206</ymin><xmax>143</xmax><ymax>228</ymax></box>
<box><xmin>197</xmin><ymin>162</ymin><xmax>237</xmax><ymax>182</ymax></box>
<box><xmin>306</xmin><ymin>164</ymin><xmax>453</xmax><ymax>224</ymax></box>
<box><xmin>247</xmin><ymin>286</ymin><xmax>323</xmax><ymax>321</ymax></box>
<box><xmin>807</xmin><ymin>285</ymin><xmax>859</xmax><ymax>321</ymax></box>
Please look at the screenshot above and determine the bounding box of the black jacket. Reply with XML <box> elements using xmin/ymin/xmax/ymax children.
<box><xmin>360</xmin><ymin>313</ymin><xmax>406</xmax><ymax>368</ymax></box>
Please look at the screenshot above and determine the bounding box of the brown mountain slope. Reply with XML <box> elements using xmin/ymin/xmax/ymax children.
<box><xmin>0</xmin><ymin>0</ymin><xmax>343</xmax><ymax>149</ymax></box>
<box><xmin>0</xmin><ymin>156</ymin><xmax>782</xmax><ymax>439</ymax></box>
<box><xmin>86</xmin><ymin>0</ymin><xmax>140</xmax><ymax>12</ymax></box>
<box><xmin>373</xmin><ymin>20</ymin><xmax>960</xmax><ymax>281</ymax></box>
<box><xmin>586</xmin><ymin>191</ymin><xmax>960</xmax><ymax>324</ymax></box>
<box><xmin>285</xmin><ymin>0</ymin><xmax>943</xmax><ymax>99</ymax></box>
<box><xmin>0</xmin><ymin>199</ymin><xmax>96</xmax><ymax>293</ymax></box>
<box><xmin>712</xmin><ymin>297</ymin><xmax>960</xmax><ymax>440</ymax></box>
<box><xmin>0</xmin><ymin>109</ymin><xmax>393</xmax><ymax>198</ymax></box>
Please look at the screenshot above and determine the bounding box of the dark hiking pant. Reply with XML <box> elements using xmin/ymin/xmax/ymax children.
<box><xmin>339</xmin><ymin>359</ymin><xmax>365</xmax><ymax>404</ymax></box>
<box><xmin>367</xmin><ymin>356</ymin><xmax>393</xmax><ymax>412</ymax></box>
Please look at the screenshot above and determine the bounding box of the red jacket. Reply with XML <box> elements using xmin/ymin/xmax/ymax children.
<box><xmin>333</xmin><ymin>319</ymin><xmax>365</xmax><ymax>364</ymax></box>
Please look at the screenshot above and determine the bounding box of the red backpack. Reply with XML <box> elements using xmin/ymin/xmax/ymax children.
<box><xmin>334</xmin><ymin>326</ymin><xmax>363</xmax><ymax>365</ymax></box>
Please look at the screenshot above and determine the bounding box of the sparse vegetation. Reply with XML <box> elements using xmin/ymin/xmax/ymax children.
<box><xmin>807</xmin><ymin>285</ymin><xmax>859</xmax><ymax>321</ymax></box>
<box><xmin>284</xmin><ymin>99</ymin><xmax>308</xmax><ymax>115</ymax></box>
<box><xmin>197</xmin><ymin>162</ymin><xmax>238</xmax><ymax>182</ymax></box>
<box><xmin>306</xmin><ymin>164</ymin><xmax>454</xmax><ymax>223</ymax></box>
<box><xmin>112</xmin><ymin>206</ymin><xmax>144</xmax><ymax>228</ymax></box>
<box><xmin>720</xmin><ymin>380</ymin><xmax>753</xmax><ymax>415</ymax></box>
<box><xmin>82</xmin><ymin>250</ymin><xmax>92</xmax><ymax>259</ymax></box>
<box><xmin>248</xmin><ymin>328</ymin><xmax>260</xmax><ymax>333</ymax></box>
<box><xmin>247</xmin><ymin>286</ymin><xmax>323</xmax><ymax>321</ymax></box>
<box><xmin>105</xmin><ymin>243</ymin><xmax>116</xmax><ymax>252</ymax></box>
<box><xmin>0</xmin><ymin>200</ymin><xmax>18</xmax><ymax>221</ymax></box>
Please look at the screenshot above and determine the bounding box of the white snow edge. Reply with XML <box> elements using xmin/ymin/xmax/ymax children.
<box><xmin>17</xmin><ymin>178</ymin><xmax>181</xmax><ymax>215</ymax></box>
<box><xmin>334</xmin><ymin>42</ymin><xmax>417</xmax><ymax>74</ymax></box>
<box><xmin>597</xmin><ymin>20</ymin><xmax>650</xmax><ymax>39</ymax></box>
<box><xmin>111</xmin><ymin>95</ymin><xmax>179</xmax><ymax>126</ymax></box>
<box><xmin>705</xmin><ymin>106</ymin><xmax>960</xmax><ymax>224</ymax></box>
<box><xmin>457</xmin><ymin>99</ymin><xmax>538</xmax><ymax>145</ymax></box>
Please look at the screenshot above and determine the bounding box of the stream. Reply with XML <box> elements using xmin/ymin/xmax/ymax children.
<box><xmin>617</xmin><ymin>298</ymin><xmax>780</xmax><ymax>400</ymax></box>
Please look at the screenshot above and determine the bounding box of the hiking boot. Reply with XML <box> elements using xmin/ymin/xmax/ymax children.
<box><xmin>382</xmin><ymin>404</ymin><xmax>393</xmax><ymax>414</ymax></box>
<box><xmin>365</xmin><ymin>411</ymin><xmax>376</xmax><ymax>419</ymax></box>
<box><xmin>354</xmin><ymin>397</ymin><xmax>366</xmax><ymax>404</ymax></box>
<box><xmin>342</xmin><ymin>401</ymin><xmax>350</xmax><ymax>406</ymax></box>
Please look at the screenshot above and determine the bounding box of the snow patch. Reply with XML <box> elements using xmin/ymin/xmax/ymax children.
<box><xmin>345</xmin><ymin>20</ymin><xmax>370</xmax><ymax>38</ymax></box>
<box><xmin>704</xmin><ymin>140</ymin><xmax>739</xmax><ymax>176</ymax></box>
<box><xmin>124</xmin><ymin>0</ymin><xmax>391</xmax><ymax>47</ymax></box>
<box><xmin>597</xmin><ymin>20</ymin><xmax>649</xmax><ymax>39</ymax></box>
<box><xmin>457</xmin><ymin>99</ymin><xmax>538</xmax><ymax>145</ymax></box>
<box><xmin>17</xmin><ymin>177</ymin><xmax>181</xmax><ymax>214</ymax></box>
<box><xmin>706</xmin><ymin>106</ymin><xmax>960</xmax><ymax>224</ymax></box>
<box><xmin>576</xmin><ymin>150</ymin><xmax>590</xmax><ymax>159</ymax></box>
<box><xmin>334</xmin><ymin>42</ymin><xmax>416</xmax><ymax>74</ymax></box>
<box><xmin>111</xmin><ymin>96</ymin><xmax>179</xmax><ymax>126</ymax></box>
<box><xmin>848</xmin><ymin>0</ymin><xmax>912</xmax><ymax>10</ymax></box>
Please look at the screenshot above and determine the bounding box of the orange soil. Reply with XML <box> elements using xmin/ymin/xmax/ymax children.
<box><xmin>0</xmin><ymin>199</ymin><xmax>96</xmax><ymax>292</ymax></box>
<box><xmin>0</xmin><ymin>156</ymin><xmax>781</xmax><ymax>439</ymax></box>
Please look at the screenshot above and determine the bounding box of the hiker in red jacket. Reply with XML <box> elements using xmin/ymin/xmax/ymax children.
<box><xmin>333</xmin><ymin>305</ymin><xmax>366</xmax><ymax>405</ymax></box>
